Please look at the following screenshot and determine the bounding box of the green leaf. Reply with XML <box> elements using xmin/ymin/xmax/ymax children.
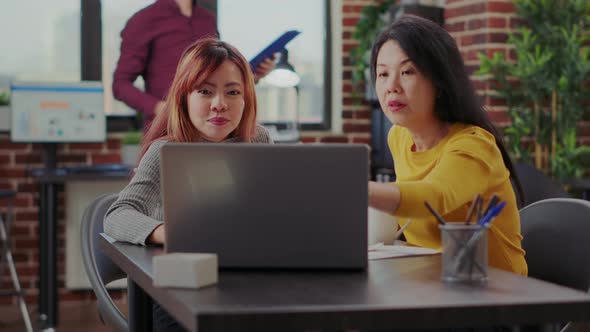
<box><xmin>481</xmin><ymin>0</ymin><xmax>590</xmax><ymax>179</ymax></box>
<box><xmin>349</xmin><ymin>1</ymin><xmax>395</xmax><ymax>91</ymax></box>
<box><xmin>122</xmin><ymin>131</ymin><xmax>143</xmax><ymax>145</ymax></box>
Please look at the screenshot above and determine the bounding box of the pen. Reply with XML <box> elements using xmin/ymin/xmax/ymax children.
<box><xmin>464</xmin><ymin>194</ymin><xmax>481</xmax><ymax>276</ymax></box>
<box><xmin>424</xmin><ymin>201</ymin><xmax>446</xmax><ymax>225</ymax></box>
<box><xmin>478</xmin><ymin>201</ymin><xmax>506</xmax><ymax>226</ymax></box>
<box><xmin>394</xmin><ymin>219</ymin><xmax>413</xmax><ymax>240</ymax></box>
<box><xmin>482</xmin><ymin>194</ymin><xmax>499</xmax><ymax>217</ymax></box>
<box><xmin>476</xmin><ymin>196</ymin><xmax>483</xmax><ymax>222</ymax></box>
<box><xmin>465</xmin><ymin>193</ymin><xmax>481</xmax><ymax>225</ymax></box>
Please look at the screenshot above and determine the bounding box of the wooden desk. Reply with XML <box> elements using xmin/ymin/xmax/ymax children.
<box><xmin>101</xmin><ymin>234</ymin><xmax>590</xmax><ymax>332</ymax></box>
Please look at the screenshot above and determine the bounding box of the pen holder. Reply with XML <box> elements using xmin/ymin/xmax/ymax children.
<box><xmin>439</xmin><ymin>224</ymin><xmax>488</xmax><ymax>285</ymax></box>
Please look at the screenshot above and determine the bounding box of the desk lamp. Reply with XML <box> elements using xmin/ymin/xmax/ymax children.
<box><xmin>260</xmin><ymin>48</ymin><xmax>301</xmax><ymax>143</ymax></box>
<box><xmin>264</xmin><ymin>49</ymin><xmax>300</xmax><ymax>88</ymax></box>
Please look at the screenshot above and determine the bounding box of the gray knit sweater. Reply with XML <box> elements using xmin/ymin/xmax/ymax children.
<box><xmin>104</xmin><ymin>125</ymin><xmax>272</xmax><ymax>245</ymax></box>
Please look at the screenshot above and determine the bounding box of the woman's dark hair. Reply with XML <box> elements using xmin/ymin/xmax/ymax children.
<box><xmin>370</xmin><ymin>15</ymin><xmax>524</xmax><ymax>206</ymax></box>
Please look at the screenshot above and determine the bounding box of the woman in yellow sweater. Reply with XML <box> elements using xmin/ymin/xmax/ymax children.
<box><xmin>368</xmin><ymin>15</ymin><xmax>527</xmax><ymax>275</ymax></box>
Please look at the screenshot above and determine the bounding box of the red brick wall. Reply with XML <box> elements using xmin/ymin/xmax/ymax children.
<box><xmin>445</xmin><ymin>0</ymin><xmax>517</xmax><ymax>127</ymax></box>
<box><xmin>0</xmin><ymin>136</ymin><xmax>124</xmax><ymax>305</ymax></box>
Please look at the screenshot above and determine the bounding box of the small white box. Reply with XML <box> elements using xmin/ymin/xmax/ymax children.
<box><xmin>153</xmin><ymin>253</ymin><xmax>218</xmax><ymax>289</ymax></box>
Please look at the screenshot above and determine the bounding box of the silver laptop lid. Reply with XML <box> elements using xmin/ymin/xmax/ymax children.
<box><xmin>161</xmin><ymin>143</ymin><xmax>369</xmax><ymax>269</ymax></box>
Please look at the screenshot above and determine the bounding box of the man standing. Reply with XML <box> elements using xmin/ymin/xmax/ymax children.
<box><xmin>113</xmin><ymin>0</ymin><xmax>274</xmax><ymax>130</ymax></box>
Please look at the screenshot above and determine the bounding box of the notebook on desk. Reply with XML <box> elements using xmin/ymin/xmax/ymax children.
<box><xmin>160</xmin><ymin>143</ymin><xmax>369</xmax><ymax>269</ymax></box>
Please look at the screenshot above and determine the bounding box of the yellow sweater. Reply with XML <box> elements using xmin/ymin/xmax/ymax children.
<box><xmin>389</xmin><ymin>123</ymin><xmax>527</xmax><ymax>275</ymax></box>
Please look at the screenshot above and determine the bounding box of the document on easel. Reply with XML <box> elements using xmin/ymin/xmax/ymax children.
<box><xmin>368</xmin><ymin>243</ymin><xmax>440</xmax><ymax>260</ymax></box>
<box><xmin>249</xmin><ymin>30</ymin><xmax>301</xmax><ymax>72</ymax></box>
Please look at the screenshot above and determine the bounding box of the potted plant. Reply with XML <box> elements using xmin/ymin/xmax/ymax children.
<box><xmin>350</xmin><ymin>0</ymin><xmax>395</xmax><ymax>99</ymax></box>
<box><xmin>121</xmin><ymin>131</ymin><xmax>143</xmax><ymax>166</ymax></box>
<box><xmin>0</xmin><ymin>89</ymin><xmax>9</xmax><ymax>106</ymax></box>
<box><xmin>0</xmin><ymin>89</ymin><xmax>10</xmax><ymax>131</ymax></box>
<box><xmin>477</xmin><ymin>0</ymin><xmax>590</xmax><ymax>182</ymax></box>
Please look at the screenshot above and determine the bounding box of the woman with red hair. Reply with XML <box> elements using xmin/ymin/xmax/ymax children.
<box><xmin>105</xmin><ymin>38</ymin><xmax>272</xmax><ymax>331</ymax></box>
<box><xmin>105</xmin><ymin>38</ymin><xmax>272</xmax><ymax>247</ymax></box>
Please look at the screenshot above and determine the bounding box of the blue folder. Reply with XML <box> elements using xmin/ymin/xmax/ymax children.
<box><xmin>249</xmin><ymin>30</ymin><xmax>301</xmax><ymax>72</ymax></box>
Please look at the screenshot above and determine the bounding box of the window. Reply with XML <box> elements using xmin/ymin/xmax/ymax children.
<box><xmin>3</xmin><ymin>0</ymin><xmax>334</xmax><ymax>130</ymax></box>
<box><xmin>217</xmin><ymin>0</ymin><xmax>331</xmax><ymax>130</ymax></box>
<box><xmin>0</xmin><ymin>1</ymin><xmax>81</xmax><ymax>83</ymax></box>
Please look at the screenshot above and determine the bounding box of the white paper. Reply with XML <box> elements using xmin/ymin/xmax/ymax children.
<box><xmin>368</xmin><ymin>244</ymin><xmax>440</xmax><ymax>260</ymax></box>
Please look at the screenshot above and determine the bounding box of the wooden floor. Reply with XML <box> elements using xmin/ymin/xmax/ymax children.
<box><xmin>0</xmin><ymin>300</ymin><xmax>128</xmax><ymax>332</ymax></box>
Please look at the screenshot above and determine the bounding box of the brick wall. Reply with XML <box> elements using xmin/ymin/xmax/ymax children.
<box><xmin>445</xmin><ymin>0</ymin><xmax>516</xmax><ymax>127</ymax></box>
<box><xmin>0</xmin><ymin>136</ymin><xmax>124</xmax><ymax>305</ymax></box>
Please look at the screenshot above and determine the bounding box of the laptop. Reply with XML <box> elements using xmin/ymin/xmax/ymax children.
<box><xmin>160</xmin><ymin>143</ymin><xmax>369</xmax><ymax>269</ymax></box>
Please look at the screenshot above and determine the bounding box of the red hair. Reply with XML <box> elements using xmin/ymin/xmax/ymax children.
<box><xmin>139</xmin><ymin>38</ymin><xmax>258</xmax><ymax>159</ymax></box>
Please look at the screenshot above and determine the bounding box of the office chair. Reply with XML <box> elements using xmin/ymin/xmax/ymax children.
<box><xmin>520</xmin><ymin>198</ymin><xmax>590</xmax><ymax>332</ymax></box>
<box><xmin>514</xmin><ymin>162</ymin><xmax>570</xmax><ymax>206</ymax></box>
<box><xmin>80</xmin><ymin>193</ymin><xmax>128</xmax><ymax>332</ymax></box>
<box><xmin>0</xmin><ymin>190</ymin><xmax>33</xmax><ymax>332</ymax></box>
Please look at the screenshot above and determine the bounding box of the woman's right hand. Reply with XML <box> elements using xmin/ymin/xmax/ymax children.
<box><xmin>147</xmin><ymin>224</ymin><xmax>165</xmax><ymax>244</ymax></box>
<box><xmin>368</xmin><ymin>181</ymin><xmax>401</xmax><ymax>214</ymax></box>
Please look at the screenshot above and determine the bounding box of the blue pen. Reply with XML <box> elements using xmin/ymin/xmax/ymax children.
<box><xmin>478</xmin><ymin>201</ymin><xmax>507</xmax><ymax>227</ymax></box>
<box><xmin>463</xmin><ymin>199</ymin><xmax>503</xmax><ymax>275</ymax></box>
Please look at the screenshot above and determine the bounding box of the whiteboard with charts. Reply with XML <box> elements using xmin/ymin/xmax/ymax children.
<box><xmin>10</xmin><ymin>81</ymin><xmax>106</xmax><ymax>143</ymax></box>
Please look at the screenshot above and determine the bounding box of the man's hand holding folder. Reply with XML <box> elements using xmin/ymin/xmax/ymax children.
<box><xmin>249</xmin><ymin>30</ymin><xmax>301</xmax><ymax>73</ymax></box>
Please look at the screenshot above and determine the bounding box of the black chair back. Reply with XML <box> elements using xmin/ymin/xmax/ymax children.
<box><xmin>514</xmin><ymin>162</ymin><xmax>570</xmax><ymax>206</ymax></box>
<box><xmin>80</xmin><ymin>193</ymin><xmax>128</xmax><ymax>332</ymax></box>
<box><xmin>520</xmin><ymin>198</ymin><xmax>590</xmax><ymax>292</ymax></box>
